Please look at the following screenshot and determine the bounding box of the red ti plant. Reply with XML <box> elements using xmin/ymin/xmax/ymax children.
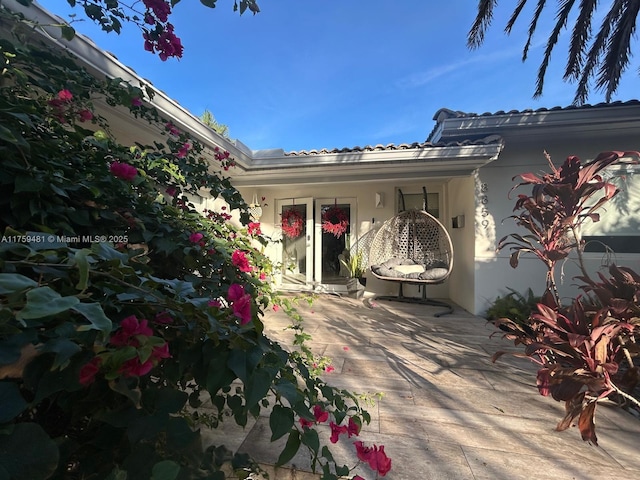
<box><xmin>494</xmin><ymin>151</ymin><xmax>640</xmax><ymax>444</ymax></box>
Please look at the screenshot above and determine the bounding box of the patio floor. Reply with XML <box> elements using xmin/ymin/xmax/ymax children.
<box><xmin>200</xmin><ymin>294</ymin><xmax>640</xmax><ymax>480</ymax></box>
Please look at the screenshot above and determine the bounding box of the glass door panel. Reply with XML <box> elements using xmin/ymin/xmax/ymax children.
<box><xmin>276</xmin><ymin>198</ymin><xmax>314</xmax><ymax>289</ymax></box>
<box><xmin>314</xmin><ymin>198</ymin><xmax>357</xmax><ymax>290</ymax></box>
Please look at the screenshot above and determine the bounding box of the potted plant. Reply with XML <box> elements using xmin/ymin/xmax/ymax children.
<box><xmin>340</xmin><ymin>251</ymin><xmax>366</xmax><ymax>292</ymax></box>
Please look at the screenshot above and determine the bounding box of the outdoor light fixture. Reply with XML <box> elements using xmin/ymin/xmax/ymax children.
<box><xmin>452</xmin><ymin>215</ymin><xmax>465</xmax><ymax>229</ymax></box>
<box><xmin>375</xmin><ymin>192</ymin><xmax>384</xmax><ymax>208</ymax></box>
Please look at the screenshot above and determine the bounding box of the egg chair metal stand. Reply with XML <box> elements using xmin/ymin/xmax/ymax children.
<box><xmin>368</xmin><ymin>188</ymin><xmax>454</xmax><ymax>316</ymax></box>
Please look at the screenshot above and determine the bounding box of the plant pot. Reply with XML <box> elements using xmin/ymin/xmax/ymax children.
<box><xmin>358</xmin><ymin>277</ymin><xmax>367</xmax><ymax>288</ymax></box>
<box><xmin>346</xmin><ymin>278</ymin><xmax>359</xmax><ymax>292</ymax></box>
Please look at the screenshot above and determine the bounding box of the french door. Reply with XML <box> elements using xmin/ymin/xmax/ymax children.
<box><xmin>275</xmin><ymin>197</ymin><xmax>357</xmax><ymax>291</ymax></box>
<box><xmin>276</xmin><ymin>198</ymin><xmax>314</xmax><ymax>290</ymax></box>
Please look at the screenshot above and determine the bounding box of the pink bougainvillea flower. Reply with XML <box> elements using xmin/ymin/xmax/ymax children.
<box><xmin>272</xmin><ymin>304</ymin><xmax>280</xmax><ymax>312</ymax></box>
<box><xmin>165</xmin><ymin>121</ymin><xmax>180</xmax><ymax>136</ymax></box>
<box><xmin>232</xmin><ymin>293</ymin><xmax>252</xmax><ymax>325</ymax></box>
<box><xmin>354</xmin><ymin>441</ymin><xmax>370</xmax><ymax>463</ymax></box>
<box><xmin>232</xmin><ymin>250</ymin><xmax>252</xmax><ymax>272</ymax></box>
<box><xmin>259</xmin><ymin>272</ymin><xmax>267</xmax><ymax>281</ymax></box>
<box><xmin>78</xmin><ymin>109</ymin><xmax>93</xmax><ymax>122</ymax></box>
<box><xmin>329</xmin><ymin>422</ymin><xmax>348</xmax><ymax>444</ymax></box>
<box><xmin>79</xmin><ymin>357</ymin><xmax>102</xmax><ymax>386</ymax></box>
<box><xmin>166</xmin><ymin>186</ymin><xmax>177</xmax><ymax>197</ymax></box>
<box><xmin>176</xmin><ymin>142</ymin><xmax>191</xmax><ymax>158</ymax></box>
<box><xmin>57</xmin><ymin>89</ymin><xmax>73</xmax><ymax>101</ymax></box>
<box><xmin>131</xmin><ymin>97</ymin><xmax>142</xmax><ymax>107</ymax></box>
<box><xmin>154</xmin><ymin>311</ymin><xmax>173</xmax><ymax>324</ymax></box>
<box><xmin>208</xmin><ymin>299</ymin><xmax>221</xmax><ymax>308</ymax></box>
<box><xmin>109</xmin><ymin>161</ymin><xmax>138</xmax><ymax>181</ymax></box>
<box><xmin>151</xmin><ymin>342</ymin><xmax>171</xmax><ymax>361</ymax></box>
<box><xmin>372</xmin><ymin>445</ymin><xmax>392</xmax><ymax>476</ymax></box>
<box><xmin>325</xmin><ymin>365</ymin><xmax>335</xmax><ymax>373</ymax></box>
<box><xmin>143</xmin><ymin>0</ymin><xmax>171</xmax><ymax>23</ymax></box>
<box><xmin>313</xmin><ymin>405</ymin><xmax>328</xmax><ymax>423</ymax></box>
<box><xmin>248</xmin><ymin>222</ymin><xmax>261</xmax><ymax>235</ymax></box>
<box><xmin>352</xmin><ymin>476</ymin><xmax>365</xmax><ymax>480</ymax></box>
<box><xmin>347</xmin><ymin>417</ymin><xmax>360</xmax><ymax>437</ymax></box>
<box><xmin>225</xmin><ymin>284</ymin><xmax>252</xmax><ymax>324</ymax></box>
<box><xmin>120</xmin><ymin>356</ymin><xmax>154</xmax><ymax>377</ymax></box>
<box><xmin>299</xmin><ymin>417</ymin><xmax>314</xmax><ymax>429</ymax></box>
<box><xmin>110</xmin><ymin>315</ymin><xmax>153</xmax><ymax>347</ymax></box>
<box><xmin>354</xmin><ymin>442</ymin><xmax>391</xmax><ymax>476</ymax></box>
<box><xmin>189</xmin><ymin>232</ymin><xmax>204</xmax><ymax>244</ymax></box>
<box><xmin>227</xmin><ymin>284</ymin><xmax>245</xmax><ymax>301</ymax></box>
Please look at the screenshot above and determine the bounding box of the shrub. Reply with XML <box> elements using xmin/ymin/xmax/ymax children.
<box><xmin>485</xmin><ymin>287</ymin><xmax>540</xmax><ymax>327</ymax></box>
<box><xmin>493</xmin><ymin>151</ymin><xmax>640</xmax><ymax>444</ymax></box>
<box><xmin>0</xmin><ymin>8</ymin><xmax>376</xmax><ymax>480</ymax></box>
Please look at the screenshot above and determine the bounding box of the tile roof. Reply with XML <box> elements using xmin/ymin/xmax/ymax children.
<box><xmin>434</xmin><ymin>99</ymin><xmax>640</xmax><ymax>120</ymax></box>
<box><xmin>283</xmin><ymin>135</ymin><xmax>502</xmax><ymax>156</ymax></box>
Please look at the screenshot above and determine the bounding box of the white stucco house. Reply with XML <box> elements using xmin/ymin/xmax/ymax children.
<box><xmin>8</xmin><ymin>0</ymin><xmax>640</xmax><ymax>315</ymax></box>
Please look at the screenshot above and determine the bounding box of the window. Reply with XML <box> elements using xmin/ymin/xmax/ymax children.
<box><xmin>396</xmin><ymin>190</ymin><xmax>439</xmax><ymax>218</ymax></box>
<box><xmin>582</xmin><ymin>166</ymin><xmax>640</xmax><ymax>254</ymax></box>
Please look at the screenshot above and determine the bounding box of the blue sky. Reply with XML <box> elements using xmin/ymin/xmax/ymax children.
<box><xmin>37</xmin><ymin>1</ymin><xmax>638</xmax><ymax>152</ymax></box>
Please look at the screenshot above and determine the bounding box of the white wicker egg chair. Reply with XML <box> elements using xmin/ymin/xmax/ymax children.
<box><xmin>369</xmin><ymin>188</ymin><xmax>454</xmax><ymax>316</ymax></box>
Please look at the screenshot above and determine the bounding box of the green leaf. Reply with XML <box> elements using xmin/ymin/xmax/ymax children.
<box><xmin>227</xmin><ymin>350</ymin><xmax>248</xmax><ymax>382</ymax></box>
<box><xmin>38</xmin><ymin>338</ymin><xmax>81</xmax><ymax>370</ymax></box>
<box><xmin>72</xmin><ymin>302</ymin><xmax>112</xmax><ymax>334</ymax></box>
<box><xmin>109</xmin><ymin>376</ymin><xmax>142</xmax><ymax>408</ymax></box>
<box><xmin>0</xmin><ymin>383</ymin><xmax>27</xmax><ymax>422</ymax></box>
<box><xmin>269</xmin><ymin>405</ymin><xmax>293</xmax><ymax>441</ymax></box>
<box><xmin>301</xmin><ymin>427</ymin><xmax>320</xmax><ymax>454</ymax></box>
<box><xmin>275</xmin><ymin>429</ymin><xmax>300</xmax><ymax>467</ymax></box>
<box><xmin>274</xmin><ymin>378</ymin><xmax>302</xmax><ymax>406</ymax></box>
<box><xmin>74</xmin><ymin>248</ymin><xmax>90</xmax><ymax>290</ymax></box>
<box><xmin>200</xmin><ymin>0</ymin><xmax>217</xmax><ymax>7</ymax></box>
<box><xmin>60</xmin><ymin>25</ymin><xmax>76</xmax><ymax>41</ymax></box>
<box><xmin>151</xmin><ymin>460</ymin><xmax>180</xmax><ymax>480</ymax></box>
<box><xmin>0</xmin><ymin>273</ymin><xmax>37</xmax><ymax>295</ymax></box>
<box><xmin>14</xmin><ymin>175</ymin><xmax>43</xmax><ymax>193</ymax></box>
<box><xmin>166</xmin><ymin>417</ymin><xmax>199</xmax><ymax>450</ymax></box>
<box><xmin>335</xmin><ymin>465</ymin><xmax>350</xmax><ymax>477</ymax></box>
<box><xmin>17</xmin><ymin>287</ymin><xmax>79</xmax><ymax>320</ymax></box>
<box><xmin>147</xmin><ymin>388</ymin><xmax>188</xmax><ymax>414</ymax></box>
<box><xmin>245</xmin><ymin>368</ymin><xmax>273</xmax><ymax>410</ymax></box>
<box><xmin>0</xmin><ymin>423</ymin><xmax>59</xmax><ymax>480</ymax></box>
<box><xmin>0</xmin><ymin>125</ymin><xmax>18</xmax><ymax>144</ymax></box>
<box><xmin>321</xmin><ymin>445</ymin><xmax>334</xmax><ymax>463</ymax></box>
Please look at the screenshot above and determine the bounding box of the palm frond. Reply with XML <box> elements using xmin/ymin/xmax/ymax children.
<box><xmin>534</xmin><ymin>0</ymin><xmax>577</xmax><ymax>97</ymax></box>
<box><xmin>505</xmin><ymin>0</ymin><xmax>529</xmax><ymax>34</ymax></box>
<box><xmin>564</xmin><ymin>0</ymin><xmax>598</xmax><ymax>80</ymax></box>
<box><xmin>523</xmin><ymin>0</ymin><xmax>548</xmax><ymax>62</ymax></box>
<box><xmin>574</xmin><ymin>0</ymin><xmax>625</xmax><ymax>104</ymax></box>
<box><xmin>596</xmin><ymin>0</ymin><xmax>640</xmax><ymax>101</ymax></box>
<box><xmin>468</xmin><ymin>0</ymin><xmax>499</xmax><ymax>49</ymax></box>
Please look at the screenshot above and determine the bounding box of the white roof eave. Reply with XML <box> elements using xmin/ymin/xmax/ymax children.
<box><xmin>228</xmin><ymin>143</ymin><xmax>504</xmax><ymax>187</ymax></box>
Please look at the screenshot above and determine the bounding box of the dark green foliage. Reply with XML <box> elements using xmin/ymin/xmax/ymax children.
<box><xmin>0</xmin><ymin>8</ymin><xmax>369</xmax><ymax>479</ymax></box>
<box><xmin>485</xmin><ymin>288</ymin><xmax>540</xmax><ymax>327</ymax></box>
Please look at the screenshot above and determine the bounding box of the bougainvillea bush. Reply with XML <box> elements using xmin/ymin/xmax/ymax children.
<box><xmin>494</xmin><ymin>151</ymin><xmax>640</xmax><ymax>444</ymax></box>
<box><xmin>0</xmin><ymin>8</ymin><xmax>380</xmax><ymax>480</ymax></box>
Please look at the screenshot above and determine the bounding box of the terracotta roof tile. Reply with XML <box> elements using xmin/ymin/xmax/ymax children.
<box><xmin>283</xmin><ymin>136</ymin><xmax>501</xmax><ymax>156</ymax></box>
<box><xmin>438</xmin><ymin>100</ymin><xmax>640</xmax><ymax>120</ymax></box>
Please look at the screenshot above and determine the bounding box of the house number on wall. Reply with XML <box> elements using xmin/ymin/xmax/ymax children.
<box><xmin>480</xmin><ymin>183</ymin><xmax>489</xmax><ymax>229</ymax></box>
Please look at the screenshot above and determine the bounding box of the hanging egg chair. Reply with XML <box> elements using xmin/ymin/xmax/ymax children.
<box><xmin>369</xmin><ymin>187</ymin><xmax>454</xmax><ymax>316</ymax></box>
